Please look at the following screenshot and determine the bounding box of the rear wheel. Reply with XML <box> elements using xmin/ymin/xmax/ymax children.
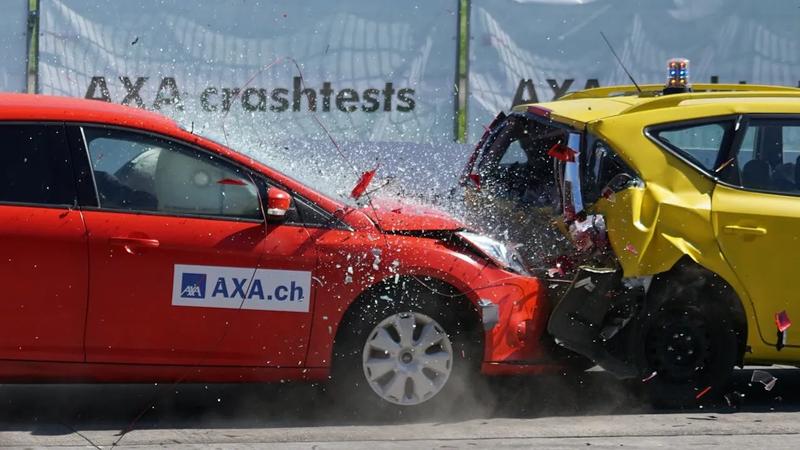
<box><xmin>329</xmin><ymin>281</ymin><xmax>482</xmax><ymax>416</ymax></box>
<box><xmin>639</xmin><ymin>287</ymin><xmax>738</xmax><ymax>408</ymax></box>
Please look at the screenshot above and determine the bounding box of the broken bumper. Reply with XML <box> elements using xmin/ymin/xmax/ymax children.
<box><xmin>476</xmin><ymin>272</ymin><xmax>563</xmax><ymax>375</ymax></box>
<box><xmin>546</xmin><ymin>266</ymin><xmax>645</xmax><ymax>378</ymax></box>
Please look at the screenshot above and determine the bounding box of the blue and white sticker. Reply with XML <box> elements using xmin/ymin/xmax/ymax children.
<box><xmin>172</xmin><ymin>264</ymin><xmax>311</xmax><ymax>312</ymax></box>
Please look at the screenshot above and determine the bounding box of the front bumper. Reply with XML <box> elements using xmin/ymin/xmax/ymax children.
<box><xmin>474</xmin><ymin>271</ymin><xmax>562</xmax><ymax>375</ymax></box>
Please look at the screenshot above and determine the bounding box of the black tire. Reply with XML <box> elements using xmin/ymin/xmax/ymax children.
<box><xmin>328</xmin><ymin>279</ymin><xmax>483</xmax><ymax>417</ymax></box>
<box><xmin>637</xmin><ymin>277</ymin><xmax>738</xmax><ymax>409</ymax></box>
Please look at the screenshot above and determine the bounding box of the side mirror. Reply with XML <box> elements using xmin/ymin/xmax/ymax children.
<box><xmin>266</xmin><ymin>187</ymin><xmax>291</xmax><ymax>222</ymax></box>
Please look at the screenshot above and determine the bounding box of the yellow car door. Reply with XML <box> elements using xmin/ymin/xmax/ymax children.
<box><xmin>712</xmin><ymin>117</ymin><xmax>800</xmax><ymax>351</ymax></box>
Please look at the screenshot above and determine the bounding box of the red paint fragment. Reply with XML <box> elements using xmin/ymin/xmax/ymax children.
<box><xmin>217</xmin><ymin>178</ymin><xmax>246</xmax><ymax>186</ymax></box>
<box><xmin>351</xmin><ymin>167</ymin><xmax>377</xmax><ymax>200</ymax></box>
<box><xmin>547</xmin><ymin>266</ymin><xmax>564</xmax><ymax>278</ymax></box>
<box><xmin>776</xmin><ymin>310</ymin><xmax>791</xmax><ymax>332</ymax></box>
<box><xmin>563</xmin><ymin>203</ymin><xmax>577</xmax><ymax>221</ymax></box>
<box><xmin>467</xmin><ymin>173</ymin><xmax>481</xmax><ymax>190</ymax></box>
<box><xmin>547</xmin><ymin>143</ymin><xmax>576</xmax><ymax>162</ymax></box>
<box><xmin>624</xmin><ymin>243</ymin><xmax>638</xmax><ymax>255</ymax></box>
<box><xmin>695</xmin><ymin>385</ymin><xmax>712</xmax><ymax>400</ymax></box>
<box><xmin>601</xmin><ymin>187</ymin><xmax>616</xmax><ymax>202</ymax></box>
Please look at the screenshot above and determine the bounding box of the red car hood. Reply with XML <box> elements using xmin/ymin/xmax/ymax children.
<box><xmin>361</xmin><ymin>199</ymin><xmax>465</xmax><ymax>232</ymax></box>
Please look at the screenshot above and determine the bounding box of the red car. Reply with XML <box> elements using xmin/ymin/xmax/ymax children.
<box><xmin>0</xmin><ymin>93</ymin><xmax>557</xmax><ymax>409</ymax></box>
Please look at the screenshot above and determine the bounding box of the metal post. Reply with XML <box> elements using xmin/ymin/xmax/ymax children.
<box><xmin>26</xmin><ymin>0</ymin><xmax>40</xmax><ymax>94</ymax></box>
<box><xmin>453</xmin><ymin>0</ymin><xmax>470</xmax><ymax>143</ymax></box>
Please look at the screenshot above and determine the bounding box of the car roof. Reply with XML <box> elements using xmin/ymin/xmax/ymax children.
<box><xmin>512</xmin><ymin>83</ymin><xmax>800</xmax><ymax>126</ymax></box>
<box><xmin>0</xmin><ymin>92</ymin><xmax>351</xmax><ymax>215</ymax></box>
<box><xmin>0</xmin><ymin>93</ymin><xmax>181</xmax><ymax>135</ymax></box>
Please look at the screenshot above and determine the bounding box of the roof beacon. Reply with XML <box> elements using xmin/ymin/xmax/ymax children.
<box><xmin>664</xmin><ymin>58</ymin><xmax>691</xmax><ymax>95</ymax></box>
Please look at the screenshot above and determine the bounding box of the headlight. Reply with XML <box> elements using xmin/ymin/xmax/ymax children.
<box><xmin>457</xmin><ymin>231</ymin><xmax>530</xmax><ymax>275</ymax></box>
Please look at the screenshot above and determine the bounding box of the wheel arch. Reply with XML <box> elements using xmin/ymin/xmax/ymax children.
<box><xmin>647</xmin><ymin>257</ymin><xmax>748</xmax><ymax>366</ymax></box>
<box><xmin>332</xmin><ymin>275</ymin><xmax>484</xmax><ymax>360</ymax></box>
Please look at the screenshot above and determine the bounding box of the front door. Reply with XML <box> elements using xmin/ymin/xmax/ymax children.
<box><xmin>75</xmin><ymin>126</ymin><xmax>316</xmax><ymax>367</ymax></box>
<box><xmin>712</xmin><ymin>117</ymin><xmax>800</xmax><ymax>349</ymax></box>
<box><xmin>0</xmin><ymin>123</ymin><xmax>89</xmax><ymax>362</ymax></box>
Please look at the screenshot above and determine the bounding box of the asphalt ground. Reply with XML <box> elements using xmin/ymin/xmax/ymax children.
<box><xmin>0</xmin><ymin>367</ymin><xmax>798</xmax><ymax>448</ymax></box>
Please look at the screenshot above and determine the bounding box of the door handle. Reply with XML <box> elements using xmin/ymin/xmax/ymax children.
<box><xmin>723</xmin><ymin>225</ymin><xmax>767</xmax><ymax>236</ymax></box>
<box><xmin>109</xmin><ymin>237</ymin><xmax>160</xmax><ymax>254</ymax></box>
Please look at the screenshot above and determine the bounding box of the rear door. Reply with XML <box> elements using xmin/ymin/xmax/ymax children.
<box><xmin>711</xmin><ymin>116</ymin><xmax>800</xmax><ymax>349</ymax></box>
<box><xmin>0</xmin><ymin>123</ymin><xmax>88</xmax><ymax>362</ymax></box>
<box><xmin>72</xmin><ymin>125</ymin><xmax>317</xmax><ymax>367</ymax></box>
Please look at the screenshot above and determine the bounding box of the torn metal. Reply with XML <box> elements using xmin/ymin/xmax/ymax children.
<box><xmin>462</xmin><ymin>110</ymin><xmax>728</xmax><ymax>381</ymax></box>
<box><xmin>547</xmin><ymin>266</ymin><xmax>643</xmax><ymax>378</ymax></box>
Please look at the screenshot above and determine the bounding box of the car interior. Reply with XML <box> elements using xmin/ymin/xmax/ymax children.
<box><xmin>475</xmin><ymin>115</ymin><xmax>565</xmax><ymax>207</ymax></box>
<box><xmin>85</xmin><ymin>130</ymin><xmax>261</xmax><ymax>218</ymax></box>
<box><xmin>737</xmin><ymin>124</ymin><xmax>800</xmax><ymax>193</ymax></box>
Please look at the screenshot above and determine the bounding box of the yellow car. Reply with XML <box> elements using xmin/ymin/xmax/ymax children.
<box><xmin>463</xmin><ymin>72</ymin><xmax>800</xmax><ymax>407</ymax></box>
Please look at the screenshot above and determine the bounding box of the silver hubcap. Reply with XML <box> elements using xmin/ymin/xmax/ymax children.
<box><xmin>362</xmin><ymin>311</ymin><xmax>453</xmax><ymax>406</ymax></box>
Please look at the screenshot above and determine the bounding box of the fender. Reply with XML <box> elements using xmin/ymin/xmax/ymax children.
<box><xmin>304</xmin><ymin>231</ymin><xmax>550</xmax><ymax>369</ymax></box>
<box><xmin>594</xmin><ymin>183</ymin><xmax>764</xmax><ymax>357</ymax></box>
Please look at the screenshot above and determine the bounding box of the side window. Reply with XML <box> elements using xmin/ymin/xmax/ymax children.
<box><xmin>735</xmin><ymin>119</ymin><xmax>800</xmax><ymax>194</ymax></box>
<box><xmin>652</xmin><ymin>121</ymin><xmax>733</xmax><ymax>172</ymax></box>
<box><xmin>83</xmin><ymin>127</ymin><xmax>261</xmax><ymax>219</ymax></box>
<box><xmin>0</xmin><ymin>124</ymin><xmax>75</xmax><ymax>206</ymax></box>
<box><xmin>737</xmin><ymin>126</ymin><xmax>755</xmax><ymax>169</ymax></box>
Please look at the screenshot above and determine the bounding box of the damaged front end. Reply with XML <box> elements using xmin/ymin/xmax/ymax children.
<box><xmin>463</xmin><ymin>110</ymin><xmax>652</xmax><ymax>378</ymax></box>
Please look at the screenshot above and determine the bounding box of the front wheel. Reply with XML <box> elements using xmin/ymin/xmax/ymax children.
<box><xmin>329</xmin><ymin>286</ymin><xmax>483</xmax><ymax>415</ymax></box>
<box><xmin>361</xmin><ymin>311</ymin><xmax>454</xmax><ymax>405</ymax></box>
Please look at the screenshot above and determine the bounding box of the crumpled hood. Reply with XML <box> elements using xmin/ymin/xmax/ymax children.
<box><xmin>361</xmin><ymin>198</ymin><xmax>465</xmax><ymax>232</ymax></box>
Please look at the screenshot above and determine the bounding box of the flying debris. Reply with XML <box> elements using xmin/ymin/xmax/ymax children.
<box><xmin>351</xmin><ymin>167</ymin><xmax>377</xmax><ymax>200</ymax></box>
<box><xmin>751</xmin><ymin>370</ymin><xmax>777</xmax><ymax>391</ymax></box>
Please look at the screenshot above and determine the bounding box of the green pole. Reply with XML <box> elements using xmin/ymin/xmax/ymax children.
<box><xmin>26</xmin><ymin>0</ymin><xmax>40</xmax><ymax>94</ymax></box>
<box><xmin>454</xmin><ymin>0</ymin><xmax>469</xmax><ymax>143</ymax></box>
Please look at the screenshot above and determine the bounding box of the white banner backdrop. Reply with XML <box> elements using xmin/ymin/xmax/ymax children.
<box><xmin>39</xmin><ymin>0</ymin><xmax>458</xmax><ymax>143</ymax></box>
<box><xmin>469</xmin><ymin>0</ymin><xmax>800</xmax><ymax>141</ymax></box>
<box><xmin>0</xmin><ymin>0</ymin><xmax>28</xmax><ymax>92</ymax></box>
<box><xmin>39</xmin><ymin>0</ymin><xmax>466</xmax><ymax>204</ymax></box>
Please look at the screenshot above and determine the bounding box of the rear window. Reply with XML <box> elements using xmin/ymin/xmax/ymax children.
<box><xmin>0</xmin><ymin>124</ymin><xmax>75</xmax><ymax>206</ymax></box>
<box><xmin>651</xmin><ymin>120</ymin><xmax>734</xmax><ymax>172</ymax></box>
<box><xmin>470</xmin><ymin>114</ymin><xmax>566</xmax><ymax>205</ymax></box>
